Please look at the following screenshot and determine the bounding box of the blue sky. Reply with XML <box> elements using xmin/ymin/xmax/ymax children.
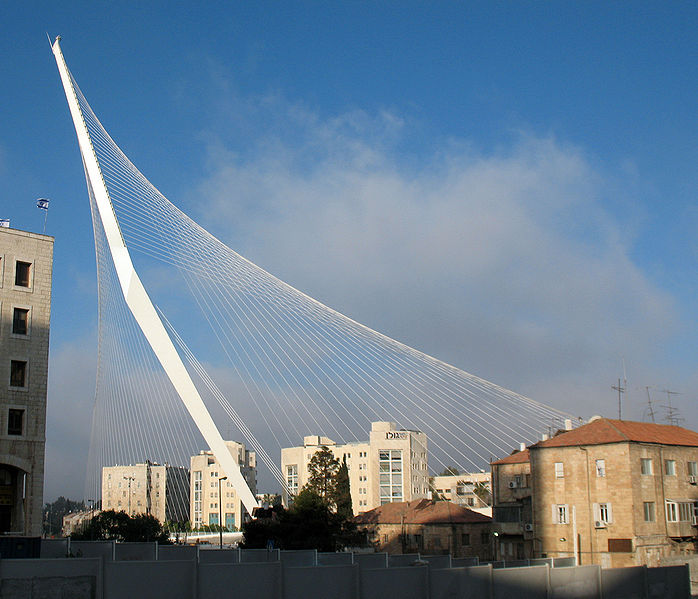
<box><xmin>1</xmin><ymin>2</ymin><xmax>696</xmax><ymax>500</ymax></box>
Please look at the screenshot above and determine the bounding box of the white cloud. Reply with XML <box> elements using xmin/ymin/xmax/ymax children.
<box><xmin>188</xmin><ymin>103</ymin><xmax>678</xmax><ymax>422</ymax></box>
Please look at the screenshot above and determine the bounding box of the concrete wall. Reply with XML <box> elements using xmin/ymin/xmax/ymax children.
<box><xmin>70</xmin><ymin>540</ymin><xmax>115</xmax><ymax>561</ymax></box>
<box><xmin>285</xmin><ymin>564</ymin><xmax>358</xmax><ymax>599</ymax></box>
<box><xmin>0</xmin><ymin>548</ymin><xmax>691</xmax><ymax>599</ymax></box>
<box><xmin>280</xmin><ymin>549</ymin><xmax>317</xmax><ymax>567</ymax></box>
<box><xmin>388</xmin><ymin>553</ymin><xmax>421</xmax><ymax>567</ymax></box>
<box><xmin>41</xmin><ymin>538</ymin><xmax>70</xmax><ymax>558</ymax></box>
<box><xmin>421</xmin><ymin>554</ymin><xmax>452</xmax><ymax>569</ymax></box>
<box><xmin>157</xmin><ymin>544</ymin><xmax>198</xmax><ymax>561</ymax></box>
<box><xmin>114</xmin><ymin>541</ymin><xmax>157</xmax><ymax>561</ymax></box>
<box><xmin>240</xmin><ymin>547</ymin><xmax>280</xmax><ymax>562</ymax></box>
<box><xmin>104</xmin><ymin>560</ymin><xmax>196</xmax><ymax>599</ymax></box>
<box><xmin>198</xmin><ymin>562</ymin><xmax>282</xmax><ymax>599</ymax></box>
<box><xmin>318</xmin><ymin>552</ymin><xmax>354</xmax><ymax>566</ymax></box>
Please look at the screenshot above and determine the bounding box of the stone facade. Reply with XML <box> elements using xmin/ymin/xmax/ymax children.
<box><xmin>101</xmin><ymin>462</ymin><xmax>189</xmax><ymax>523</ymax></box>
<box><xmin>492</xmin><ymin>418</ymin><xmax>698</xmax><ymax>567</ymax></box>
<box><xmin>281</xmin><ymin>421</ymin><xmax>429</xmax><ymax>515</ymax></box>
<box><xmin>355</xmin><ymin>498</ymin><xmax>493</xmax><ymax>559</ymax></box>
<box><xmin>190</xmin><ymin>441</ymin><xmax>256</xmax><ymax>531</ymax></box>
<box><xmin>0</xmin><ymin>227</ymin><xmax>54</xmax><ymax>536</ymax></box>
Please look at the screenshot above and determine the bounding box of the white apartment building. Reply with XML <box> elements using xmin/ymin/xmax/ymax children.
<box><xmin>281</xmin><ymin>421</ymin><xmax>429</xmax><ymax>515</ymax></box>
<box><xmin>101</xmin><ymin>462</ymin><xmax>189</xmax><ymax>523</ymax></box>
<box><xmin>0</xmin><ymin>227</ymin><xmax>54</xmax><ymax>536</ymax></box>
<box><xmin>190</xmin><ymin>441</ymin><xmax>257</xmax><ymax>531</ymax></box>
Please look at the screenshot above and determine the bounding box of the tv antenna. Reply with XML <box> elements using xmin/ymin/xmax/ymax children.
<box><xmin>611</xmin><ymin>378</ymin><xmax>625</xmax><ymax>420</ymax></box>
<box><xmin>644</xmin><ymin>386</ymin><xmax>656</xmax><ymax>423</ymax></box>
<box><xmin>660</xmin><ymin>389</ymin><xmax>683</xmax><ymax>426</ymax></box>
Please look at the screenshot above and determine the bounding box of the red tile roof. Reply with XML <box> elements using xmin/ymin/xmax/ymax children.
<box><xmin>491</xmin><ymin>449</ymin><xmax>530</xmax><ymax>465</ymax></box>
<box><xmin>531</xmin><ymin>418</ymin><xmax>698</xmax><ymax>449</ymax></box>
<box><xmin>354</xmin><ymin>499</ymin><xmax>491</xmax><ymax>525</ymax></box>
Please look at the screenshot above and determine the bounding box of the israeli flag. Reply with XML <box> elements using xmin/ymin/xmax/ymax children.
<box><xmin>0</xmin><ymin>218</ymin><xmax>9</xmax><ymax>228</ymax></box>
<box><xmin>36</xmin><ymin>198</ymin><xmax>50</xmax><ymax>210</ymax></box>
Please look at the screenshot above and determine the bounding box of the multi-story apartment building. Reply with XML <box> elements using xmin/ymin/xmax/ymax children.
<box><xmin>101</xmin><ymin>462</ymin><xmax>189</xmax><ymax>523</ymax></box>
<box><xmin>431</xmin><ymin>471</ymin><xmax>492</xmax><ymax>515</ymax></box>
<box><xmin>491</xmin><ymin>417</ymin><xmax>698</xmax><ymax>567</ymax></box>
<box><xmin>281</xmin><ymin>421</ymin><xmax>430</xmax><ymax>514</ymax></box>
<box><xmin>0</xmin><ymin>227</ymin><xmax>54</xmax><ymax>535</ymax></box>
<box><xmin>190</xmin><ymin>441</ymin><xmax>256</xmax><ymax>531</ymax></box>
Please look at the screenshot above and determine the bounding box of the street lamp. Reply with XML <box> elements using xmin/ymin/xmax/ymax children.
<box><xmin>218</xmin><ymin>476</ymin><xmax>227</xmax><ymax>549</ymax></box>
<box><xmin>123</xmin><ymin>476</ymin><xmax>135</xmax><ymax>515</ymax></box>
<box><xmin>87</xmin><ymin>499</ymin><xmax>94</xmax><ymax>540</ymax></box>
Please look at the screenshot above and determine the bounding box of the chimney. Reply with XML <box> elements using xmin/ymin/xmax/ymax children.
<box><xmin>542</xmin><ymin>434</ymin><xmax>549</xmax><ymax>441</ymax></box>
<box><xmin>519</xmin><ymin>443</ymin><xmax>526</xmax><ymax>452</ymax></box>
<box><xmin>564</xmin><ymin>419</ymin><xmax>572</xmax><ymax>431</ymax></box>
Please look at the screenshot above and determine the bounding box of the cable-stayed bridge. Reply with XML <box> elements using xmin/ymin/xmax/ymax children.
<box><xmin>52</xmin><ymin>39</ymin><xmax>576</xmax><ymax>509</ymax></box>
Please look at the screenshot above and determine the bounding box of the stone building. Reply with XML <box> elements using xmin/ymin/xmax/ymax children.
<box><xmin>101</xmin><ymin>462</ymin><xmax>189</xmax><ymax>523</ymax></box>
<box><xmin>0</xmin><ymin>227</ymin><xmax>54</xmax><ymax>535</ymax></box>
<box><xmin>492</xmin><ymin>417</ymin><xmax>698</xmax><ymax>567</ymax></box>
<box><xmin>431</xmin><ymin>471</ymin><xmax>492</xmax><ymax>515</ymax></box>
<box><xmin>190</xmin><ymin>441</ymin><xmax>256</xmax><ymax>531</ymax></box>
<box><xmin>355</xmin><ymin>498</ymin><xmax>493</xmax><ymax>558</ymax></box>
<box><xmin>281</xmin><ymin>421</ymin><xmax>430</xmax><ymax>514</ymax></box>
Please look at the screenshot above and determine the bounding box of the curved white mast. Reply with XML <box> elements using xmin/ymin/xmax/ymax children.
<box><xmin>51</xmin><ymin>37</ymin><xmax>258</xmax><ymax>514</ymax></box>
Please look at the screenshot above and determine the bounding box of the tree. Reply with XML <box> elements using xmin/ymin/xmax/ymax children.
<box><xmin>334</xmin><ymin>456</ymin><xmax>353</xmax><ymax>519</ymax></box>
<box><xmin>473</xmin><ymin>481</ymin><xmax>492</xmax><ymax>506</ymax></box>
<box><xmin>71</xmin><ymin>510</ymin><xmax>171</xmax><ymax>543</ymax></box>
<box><xmin>304</xmin><ymin>446</ymin><xmax>340</xmax><ymax>504</ymax></box>
<box><xmin>43</xmin><ymin>497</ymin><xmax>85</xmax><ymax>536</ymax></box>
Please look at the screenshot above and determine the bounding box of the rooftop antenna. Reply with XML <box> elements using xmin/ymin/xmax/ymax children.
<box><xmin>660</xmin><ymin>389</ymin><xmax>682</xmax><ymax>426</ymax></box>
<box><xmin>611</xmin><ymin>378</ymin><xmax>625</xmax><ymax>420</ymax></box>
<box><xmin>644</xmin><ymin>386</ymin><xmax>656</xmax><ymax>423</ymax></box>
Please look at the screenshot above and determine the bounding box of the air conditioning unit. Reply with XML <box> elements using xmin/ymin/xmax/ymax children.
<box><xmin>508</xmin><ymin>481</ymin><xmax>518</xmax><ymax>489</ymax></box>
<box><xmin>688</xmin><ymin>475</ymin><xmax>697</xmax><ymax>484</ymax></box>
<box><xmin>524</xmin><ymin>523</ymin><xmax>534</xmax><ymax>532</ymax></box>
<box><xmin>594</xmin><ymin>520</ymin><xmax>607</xmax><ymax>529</ymax></box>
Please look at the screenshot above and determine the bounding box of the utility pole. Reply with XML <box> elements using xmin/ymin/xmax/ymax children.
<box><xmin>218</xmin><ymin>476</ymin><xmax>227</xmax><ymax>549</ymax></box>
<box><xmin>611</xmin><ymin>378</ymin><xmax>625</xmax><ymax>420</ymax></box>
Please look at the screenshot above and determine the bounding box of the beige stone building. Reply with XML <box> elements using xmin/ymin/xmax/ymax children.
<box><xmin>190</xmin><ymin>441</ymin><xmax>256</xmax><ymax>531</ymax></box>
<box><xmin>492</xmin><ymin>418</ymin><xmax>698</xmax><ymax>567</ymax></box>
<box><xmin>0</xmin><ymin>227</ymin><xmax>53</xmax><ymax>536</ymax></box>
<box><xmin>355</xmin><ymin>498</ymin><xmax>493</xmax><ymax>558</ymax></box>
<box><xmin>101</xmin><ymin>462</ymin><xmax>189</xmax><ymax>523</ymax></box>
<box><xmin>281</xmin><ymin>421</ymin><xmax>429</xmax><ymax>515</ymax></box>
<box><xmin>431</xmin><ymin>471</ymin><xmax>492</xmax><ymax>515</ymax></box>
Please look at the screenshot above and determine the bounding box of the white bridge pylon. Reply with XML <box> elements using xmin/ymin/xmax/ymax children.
<box><xmin>52</xmin><ymin>37</ymin><xmax>259</xmax><ymax>513</ymax></box>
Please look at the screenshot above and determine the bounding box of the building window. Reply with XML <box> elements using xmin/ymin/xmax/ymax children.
<box><xmin>679</xmin><ymin>502</ymin><xmax>693</xmax><ymax>522</ymax></box>
<box><xmin>554</xmin><ymin>462</ymin><xmax>564</xmax><ymax>478</ymax></box>
<box><xmin>643</xmin><ymin>502</ymin><xmax>655</xmax><ymax>522</ymax></box>
<box><xmin>14</xmin><ymin>261</ymin><xmax>31</xmax><ymax>287</ymax></box>
<box><xmin>286</xmin><ymin>464</ymin><xmax>298</xmax><ymax>496</ymax></box>
<box><xmin>688</xmin><ymin>462</ymin><xmax>698</xmax><ymax>477</ymax></box>
<box><xmin>379</xmin><ymin>449</ymin><xmax>403</xmax><ymax>504</ymax></box>
<box><xmin>7</xmin><ymin>409</ymin><xmax>24</xmax><ymax>436</ymax></box>
<box><xmin>553</xmin><ymin>504</ymin><xmax>569</xmax><ymax>524</ymax></box>
<box><xmin>12</xmin><ymin>308</ymin><xmax>30</xmax><ymax>336</ymax></box>
<box><xmin>641</xmin><ymin>458</ymin><xmax>653</xmax><ymax>475</ymax></box>
<box><xmin>461</xmin><ymin>533</ymin><xmax>470</xmax><ymax>546</ymax></box>
<box><xmin>664</xmin><ymin>460</ymin><xmax>676</xmax><ymax>476</ymax></box>
<box><xmin>595</xmin><ymin>459</ymin><xmax>606</xmax><ymax>477</ymax></box>
<box><xmin>480</xmin><ymin>532</ymin><xmax>490</xmax><ymax>545</ymax></box>
<box><xmin>9</xmin><ymin>360</ymin><xmax>27</xmax><ymax>388</ymax></box>
<box><xmin>666</xmin><ymin>501</ymin><xmax>678</xmax><ymax>522</ymax></box>
<box><xmin>595</xmin><ymin>502</ymin><xmax>612</xmax><ymax>524</ymax></box>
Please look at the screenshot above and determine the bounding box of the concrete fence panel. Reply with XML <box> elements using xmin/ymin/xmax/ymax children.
<box><xmin>452</xmin><ymin>557</ymin><xmax>479</xmax><ymax>567</ymax></box>
<box><xmin>430</xmin><ymin>565</ymin><xmax>492</xmax><ymax>599</ymax></box>
<box><xmin>646</xmin><ymin>565</ymin><xmax>691</xmax><ymax>599</ymax></box>
<box><xmin>530</xmin><ymin>558</ymin><xmax>553</xmax><ymax>567</ymax></box>
<box><xmin>280</xmin><ymin>549</ymin><xmax>318</xmax><ymax>567</ymax></box>
<box><xmin>103</xmin><ymin>560</ymin><xmax>195</xmax><ymax>599</ymax></box>
<box><xmin>354</xmin><ymin>553</ymin><xmax>388</xmax><ymax>570</ymax></box>
<box><xmin>157</xmin><ymin>544</ymin><xmax>199</xmax><ymax>561</ymax></box>
<box><xmin>114</xmin><ymin>541</ymin><xmax>157</xmax><ymax>561</ymax></box>
<box><xmin>41</xmin><ymin>538</ymin><xmax>70</xmax><ymax>558</ymax></box>
<box><xmin>421</xmin><ymin>554</ymin><xmax>452</xmax><ymax>569</ymax></box>
<box><xmin>549</xmin><ymin>565</ymin><xmax>601</xmax><ymax>599</ymax></box>
<box><xmin>388</xmin><ymin>553</ymin><xmax>421</xmax><ymax>567</ymax></box>
<box><xmin>71</xmin><ymin>540</ymin><xmax>115</xmax><ymax>561</ymax></box>
<box><xmin>284</xmin><ymin>564</ymin><xmax>359</xmax><ymax>599</ymax></box>
<box><xmin>493</xmin><ymin>565</ymin><xmax>549</xmax><ymax>599</ymax></box>
<box><xmin>198</xmin><ymin>561</ymin><xmax>282</xmax><ymax>599</ymax></box>
<box><xmin>360</xmin><ymin>565</ymin><xmax>428</xmax><ymax>599</ymax></box>
<box><xmin>600</xmin><ymin>565</ymin><xmax>646</xmax><ymax>599</ymax></box>
<box><xmin>552</xmin><ymin>557</ymin><xmax>576</xmax><ymax>568</ymax></box>
<box><xmin>0</xmin><ymin>557</ymin><xmax>101</xmax><ymax>599</ymax></box>
<box><xmin>240</xmin><ymin>547</ymin><xmax>280</xmax><ymax>562</ymax></box>
<box><xmin>318</xmin><ymin>552</ymin><xmax>354</xmax><ymax>566</ymax></box>
<box><xmin>198</xmin><ymin>548</ymin><xmax>241</xmax><ymax>563</ymax></box>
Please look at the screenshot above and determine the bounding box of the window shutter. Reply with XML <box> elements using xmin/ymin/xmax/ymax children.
<box><xmin>592</xmin><ymin>503</ymin><xmax>599</xmax><ymax>521</ymax></box>
<box><xmin>552</xmin><ymin>504</ymin><xmax>557</xmax><ymax>523</ymax></box>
